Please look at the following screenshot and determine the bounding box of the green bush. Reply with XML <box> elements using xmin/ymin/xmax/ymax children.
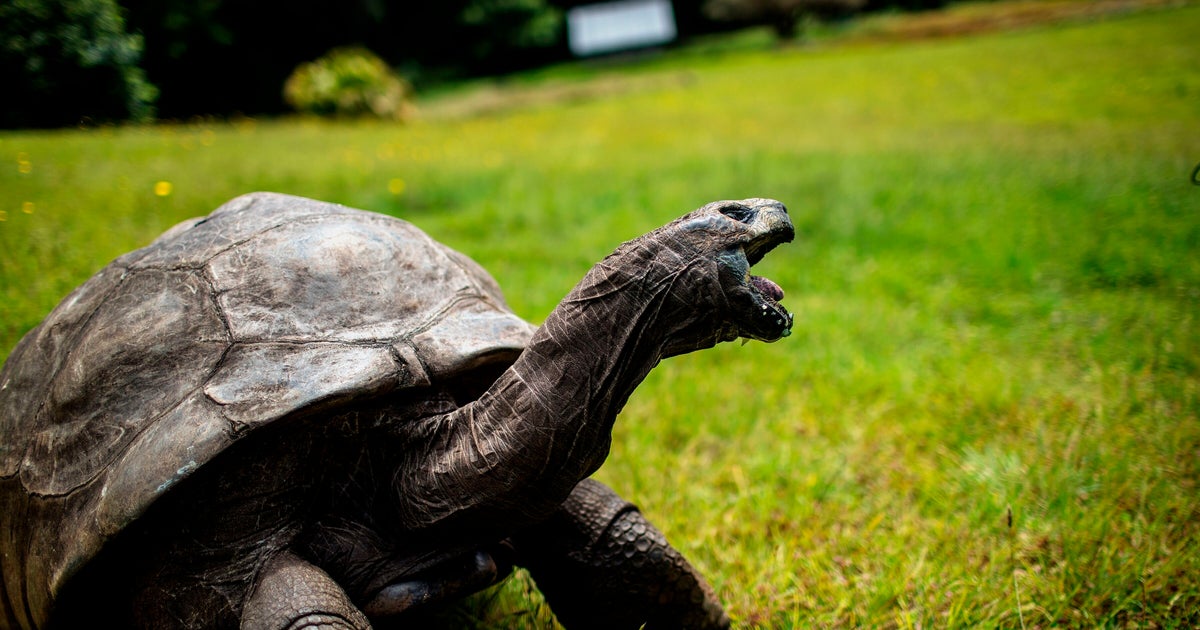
<box><xmin>283</xmin><ymin>47</ymin><xmax>413</xmax><ymax>121</ymax></box>
<box><xmin>0</xmin><ymin>0</ymin><xmax>157</xmax><ymax>128</ymax></box>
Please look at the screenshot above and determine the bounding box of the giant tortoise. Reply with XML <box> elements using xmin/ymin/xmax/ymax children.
<box><xmin>0</xmin><ymin>192</ymin><xmax>794</xmax><ymax>628</ymax></box>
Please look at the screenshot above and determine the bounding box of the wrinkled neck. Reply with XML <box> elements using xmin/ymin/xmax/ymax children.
<box><xmin>519</xmin><ymin>266</ymin><xmax>671</xmax><ymax>444</ymax></box>
<box><xmin>394</xmin><ymin>242</ymin><xmax>729</xmax><ymax>532</ymax></box>
<box><xmin>501</xmin><ymin>239</ymin><xmax>739</xmax><ymax>485</ymax></box>
<box><xmin>518</xmin><ymin>239</ymin><xmax>734</xmax><ymax>442</ymax></box>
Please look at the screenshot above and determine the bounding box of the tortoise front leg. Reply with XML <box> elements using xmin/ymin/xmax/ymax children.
<box><xmin>360</xmin><ymin>548</ymin><xmax>512</xmax><ymax>619</ymax></box>
<box><xmin>241</xmin><ymin>550</ymin><xmax>371</xmax><ymax>630</ymax></box>
<box><xmin>511</xmin><ymin>479</ymin><xmax>730</xmax><ymax>630</ymax></box>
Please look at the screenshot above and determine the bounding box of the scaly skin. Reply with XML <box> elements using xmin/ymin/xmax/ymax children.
<box><xmin>514</xmin><ymin>479</ymin><xmax>731</xmax><ymax>630</ymax></box>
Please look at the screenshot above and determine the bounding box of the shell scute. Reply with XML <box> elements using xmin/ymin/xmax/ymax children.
<box><xmin>412</xmin><ymin>299</ymin><xmax>533</xmax><ymax>378</ymax></box>
<box><xmin>95</xmin><ymin>391</ymin><xmax>233</xmax><ymax>539</ymax></box>
<box><xmin>203</xmin><ymin>342</ymin><xmax>409</xmax><ymax>428</ymax></box>
<box><xmin>129</xmin><ymin>193</ymin><xmax>351</xmax><ymax>270</ymax></box>
<box><xmin>208</xmin><ymin>212</ymin><xmax>469</xmax><ymax>343</ymax></box>
<box><xmin>0</xmin><ymin>267</ymin><xmax>126</xmax><ymax>478</ymax></box>
<box><xmin>20</xmin><ymin>268</ymin><xmax>227</xmax><ymax>497</ymax></box>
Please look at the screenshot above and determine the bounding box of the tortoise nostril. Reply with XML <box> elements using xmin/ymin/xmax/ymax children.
<box><xmin>719</xmin><ymin>204</ymin><xmax>755</xmax><ymax>224</ymax></box>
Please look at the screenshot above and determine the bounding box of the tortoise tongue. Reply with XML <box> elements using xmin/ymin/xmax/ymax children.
<box><xmin>750</xmin><ymin>275</ymin><xmax>784</xmax><ymax>302</ymax></box>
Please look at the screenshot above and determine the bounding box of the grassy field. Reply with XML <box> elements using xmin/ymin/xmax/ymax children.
<box><xmin>3</xmin><ymin>1</ymin><xmax>1199</xmax><ymax>627</ymax></box>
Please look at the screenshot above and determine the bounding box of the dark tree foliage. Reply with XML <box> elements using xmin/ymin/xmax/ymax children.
<box><xmin>1</xmin><ymin>0</ymin><xmax>156</xmax><ymax>128</ymax></box>
<box><xmin>703</xmin><ymin>0</ymin><xmax>867</xmax><ymax>40</ymax></box>
<box><xmin>459</xmin><ymin>0</ymin><xmax>564</xmax><ymax>73</ymax></box>
<box><xmin>118</xmin><ymin>0</ymin><xmax>568</xmax><ymax>119</ymax></box>
<box><xmin>864</xmin><ymin>0</ymin><xmax>945</xmax><ymax>10</ymax></box>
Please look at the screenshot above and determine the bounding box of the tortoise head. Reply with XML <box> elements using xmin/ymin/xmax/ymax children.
<box><xmin>577</xmin><ymin>198</ymin><xmax>794</xmax><ymax>358</ymax></box>
<box><xmin>667</xmin><ymin>198</ymin><xmax>794</xmax><ymax>343</ymax></box>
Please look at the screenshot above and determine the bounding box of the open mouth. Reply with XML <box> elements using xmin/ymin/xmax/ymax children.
<box><xmin>717</xmin><ymin>198</ymin><xmax>794</xmax><ymax>343</ymax></box>
<box><xmin>747</xmin><ymin>272</ymin><xmax>793</xmax><ymax>340</ymax></box>
<box><xmin>739</xmin><ymin>214</ymin><xmax>794</xmax><ymax>341</ymax></box>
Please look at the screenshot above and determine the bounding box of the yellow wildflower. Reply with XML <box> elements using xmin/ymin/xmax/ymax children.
<box><xmin>155</xmin><ymin>181</ymin><xmax>173</xmax><ymax>196</ymax></box>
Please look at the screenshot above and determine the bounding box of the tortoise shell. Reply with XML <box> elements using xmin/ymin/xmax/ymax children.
<box><xmin>0</xmin><ymin>192</ymin><xmax>535</xmax><ymax>627</ymax></box>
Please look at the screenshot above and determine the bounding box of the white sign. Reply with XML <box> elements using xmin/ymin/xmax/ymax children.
<box><xmin>567</xmin><ymin>0</ymin><xmax>678</xmax><ymax>57</ymax></box>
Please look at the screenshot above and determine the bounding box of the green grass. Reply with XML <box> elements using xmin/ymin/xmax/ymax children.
<box><xmin>3</xmin><ymin>1</ymin><xmax>1199</xmax><ymax>627</ymax></box>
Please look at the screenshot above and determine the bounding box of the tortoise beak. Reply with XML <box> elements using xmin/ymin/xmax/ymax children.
<box><xmin>741</xmin><ymin>200</ymin><xmax>794</xmax><ymax>266</ymax></box>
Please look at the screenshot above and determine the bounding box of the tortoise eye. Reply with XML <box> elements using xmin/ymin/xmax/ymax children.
<box><xmin>719</xmin><ymin>204</ymin><xmax>755</xmax><ymax>224</ymax></box>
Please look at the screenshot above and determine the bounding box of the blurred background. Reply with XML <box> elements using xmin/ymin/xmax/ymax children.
<box><xmin>3</xmin><ymin>0</ymin><xmax>942</xmax><ymax>127</ymax></box>
<box><xmin>2</xmin><ymin>0</ymin><xmax>1198</xmax><ymax>627</ymax></box>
